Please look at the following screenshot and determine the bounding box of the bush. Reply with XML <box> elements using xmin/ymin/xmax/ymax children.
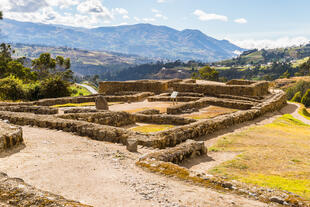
<box><xmin>286</xmin><ymin>80</ymin><xmax>310</xmax><ymax>100</ymax></box>
<box><xmin>291</xmin><ymin>91</ymin><xmax>302</xmax><ymax>103</ymax></box>
<box><xmin>0</xmin><ymin>75</ymin><xmax>25</xmax><ymax>100</ymax></box>
<box><xmin>24</xmin><ymin>82</ymin><xmax>41</xmax><ymax>101</ymax></box>
<box><xmin>39</xmin><ymin>76</ymin><xmax>71</xmax><ymax>98</ymax></box>
<box><xmin>301</xmin><ymin>89</ymin><xmax>310</xmax><ymax>107</ymax></box>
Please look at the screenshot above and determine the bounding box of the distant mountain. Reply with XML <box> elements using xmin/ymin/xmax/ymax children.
<box><xmin>0</xmin><ymin>19</ymin><xmax>243</xmax><ymax>62</ymax></box>
<box><xmin>11</xmin><ymin>43</ymin><xmax>153</xmax><ymax>76</ymax></box>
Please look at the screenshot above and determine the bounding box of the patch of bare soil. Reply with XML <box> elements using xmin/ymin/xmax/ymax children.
<box><xmin>0</xmin><ymin>126</ymin><xmax>270</xmax><ymax>207</ymax></box>
<box><xmin>109</xmin><ymin>100</ymin><xmax>174</xmax><ymax>113</ymax></box>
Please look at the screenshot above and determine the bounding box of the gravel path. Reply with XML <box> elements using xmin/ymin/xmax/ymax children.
<box><xmin>0</xmin><ymin>126</ymin><xmax>270</xmax><ymax>207</ymax></box>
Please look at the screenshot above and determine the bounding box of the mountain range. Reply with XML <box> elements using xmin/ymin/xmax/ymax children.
<box><xmin>0</xmin><ymin>19</ymin><xmax>243</xmax><ymax>62</ymax></box>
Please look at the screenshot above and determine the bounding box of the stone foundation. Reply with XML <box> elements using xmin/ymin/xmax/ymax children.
<box><xmin>172</xmin><ymin>81</ymin><xmax>269</xmax><ymax>97</ymax></box>
<box><xmin>58</xmin><ymin>111</ymin><xmax>135</xmax><ymax>127</ymax></box>
<box><xmin>0</xmin><ymin>106</ymin><xmax>58</xmax><ymax>115</ymax></box>
<box><xmin>0</xmin><ymin>172</ymin><xmax>91</xmax><ymax>207</ymax></box>
<box><xmin>0</xmin><ymin>122</ymin><xmax>23</xmax><ymax>153</ymax></box>
<box><xmin>166</xmin><ymin>97</ymin><xmax>256</xmax><ymax>114</ymax></box>
<box><xmin>99</xmin><ymin>80</ymin><xmax>169</xmax><ymax>95</ymax></box>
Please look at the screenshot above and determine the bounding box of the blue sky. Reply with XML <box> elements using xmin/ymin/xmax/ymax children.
<box><xmin>1</xmin><ymin>0</ymin><xmax>310</xmax><ymax>49</ymax></box>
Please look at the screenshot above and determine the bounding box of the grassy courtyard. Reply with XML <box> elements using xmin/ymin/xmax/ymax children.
<box><xmin>209</xmin><ymin>114</ymin><xmax>310</xmax><ymax>199</ymax></box>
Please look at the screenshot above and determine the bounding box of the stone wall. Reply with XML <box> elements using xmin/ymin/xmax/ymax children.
<box><xmin>35</xmin><ymin>92</ymin><xmax>154</xmax><ymax>106</ymax></box>
<box><xmin>0</xmin><ymin>172</ymin><xmax>92</xmax><ymax>207</ymax></box>
<box><xmin>148</xmin><ymin>96</ymin><xmax>201</xmax><ymax>102</ymax></box>
<box><xmin>0</xmin><ymin>106</ymin><xmax>58</xmax><ymax>115</ymax></box>
<box><xmin>57</xmin><ymin>111</ymin><xmax>135</xmax><ymax>127</ymax></box>
<box><xmin>166</xmin><ymin>97</ymin><xmax>256</xmax><ymax>114</ymax></box>
<box><xmin>137</xmin><ymin>90</ymin><xmax>286</xmax><ymax>149</ymax></box>
<box><xmin>99</xmin><ymin>80</ymin><xmax>169</xmax><ymax>95</ymax></box>
<box><xmin>226</xmin><ymin>79</ymin><xmax>256</xmax><ymax>85</ymax></box>
<box><xmin>0</xmin><ymin>111</ymin><xmax>136</xmax><ymax>145</ymax></box>
<box><xmin>141</xmin><ymin>139</ymin><xmax>206</xmax><ymax>164</ymax></box>
<box><xmin>133</xmin><ymin>114</ymin><xmax>197</xmax><ymax>125</ymax></box>
<box><xmin>64</xmin><ymin>108</ymin><xmax>98</xmax><ymax>114</ymax></box>
<box><xmin>0</xmin><ymin>122</ymin><xmax>23</xmax><ymax>153</ymax></box>
<box><xmin>172</xmin><ymin>81</ymin><xmax>269</xmax><ymax>97</ymax></box>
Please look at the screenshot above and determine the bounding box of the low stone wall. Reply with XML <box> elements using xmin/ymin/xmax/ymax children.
<box><xmin>99</xmin><ymin>80</ymin><xmax>169</xmax><ymax>95</ymax></box>
<box><xmin>133</xmin><ymin>114</ymin><xmax>196</xmax><ymax>125</ymax></box>
<box><xmin>148</xmin><ymin>96</ymin><xmax>201</xmax><ymax>102</ymax></box>
<box><xmin>0</xmin><ymin>105</ymin><xmax>58</xmax><ymax>115</ymax></box>
<box><xmin>57</xmin><ymin>111</ymin><xmax>135</xmax><ymax>127</ymax></box>
<box><xmin>0</xmin><ymin>122</ymin><xmax>23</xmax><ymax>153</ymax></box>
<box><xmin>166</xmin><ymin>97</ymin><xmax>255</xmax><ymax>114</ymax></box>
<box><xmin>0</xmin><ymin>172</ymin><xmax>92</xmax><ymax>207</ymax></box>
<box><xmin>106</xmin><ymin>92</ymin><xmax>154</xmax><ymax>102</ymax></box>
<box><xmin>0</xmin><ymin>102</ymin><xmax>33</xmax><ymax>106</ymax></box>
<box><xmin>141</xmin><ymin>139</ymin><xmax>206</xmax><ymax>164</ymax></box>
<box><xmin>137</xmin><ymin>90</ymin><xmax>286</xmax><ymax>149</ymax></box>
<box><xmin>64</xmin><ymin>108</ymin><xmax>98</xmax><ymax>114</ymax></box>
<box><xmin>173</xmin><ymin>81</ymin><xmax>269</xmax><ymax>97</ymax></box>
<box><xmin>0</xmin><ymin>111</ymin><xmax>135</xmax><ymax>145</ymax></box>
<box><xmin>35</xmin><ymin>92</ymin><xmax>154</xmax><ymax>106</ymax></box>
<box><xmin>136</xmin><ymin>109</ymin><xmax>160</xmax><ymax>115</ymax></box>
<box><xmin>226</xmin><ymin>79</ymin><xmax>256</xmax><ymax>85</ymax></box>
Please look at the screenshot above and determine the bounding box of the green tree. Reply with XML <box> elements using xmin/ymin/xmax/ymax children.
<box><xmin>0</xmin><ymin>11</ymin><xmax>2</xmax><ymax>20</ymax></box>
<box><xmin>299</xmin><ymin>58</ymin><xmax>310</xmax><ymax>76</ymax></box>
<box><xmin>0</xmin><ymin>43</ymin><xmax>14</xmax><ymax>77</ymax></box>
<box><xmin>32</xmin><ymin>53</ymin><xmax>72</xmax><ymax>80</ymax></box>
<box><xmin>0</xmin><ymin>75</ymin><xmax>25</xmax><ymax>100</ymax></box>
<box><xmin>39</xmin><ymin>76</ymin><xmax>71</xmax><ymax>98</ymax></box>
<box><xmin>301</xmin><ymin>89</ymin><xmax>310</xmax><ymax>107</ymax></box>
<box><xmin>280</xmin><ymin>70</ymin><xmax>290</xmax><ymax>79</ymax></box>
<box><xmin>198</xmin><ymin>65</ymin><xmax>219</xmax><ymax>81</ymax></box>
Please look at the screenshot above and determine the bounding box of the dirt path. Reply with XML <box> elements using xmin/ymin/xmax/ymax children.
<box><xmin>281</xmin><ymin>102</ymin><xmax>310</xmax><ymax>125</ymax></box>
<box><xmin>0</xmin><ymin>126</ymin><xmax>271</xmax><ymax>207</ymax></box>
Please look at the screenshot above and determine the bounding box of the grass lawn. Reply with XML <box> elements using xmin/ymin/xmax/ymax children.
<box><xmin>70</xmin><ymin>84</ymin><xmax>92</xmax><ymax>97</ymax></box>
<box><xmin>298</xmin><ymin>104</ymin><xmax>310</xmax><ymax>120</ymax></box>
<box><xmin>209</xmin><ymin>114</ymin><xmax>310</xmax><ymax>199</ymax></box>
<box><xmin>130</xmin><ymin>124</ymin><xmax>174</xmax><ymax>133</ymax></box>
<box><xmin>51</xmin><ymin>102</ymin><xmax>122</xmax><ymax>108</ymax></box>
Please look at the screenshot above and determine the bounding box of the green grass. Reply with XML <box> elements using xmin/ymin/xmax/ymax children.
<box><xmin>69</xmin><ymin>84</ymin><xmax>92</xmax><ymax>97</ymax></box>
<box><xmin>209</xmin><ymin>114</ymin><xmax>310</xmax><ymax>199</ymax></box>
<box><xmin>298</xmin><ymin>104</ymin><xmax>310</xmax><ymax>120</ymax></box>
<box><xmin>51</xmin><ymin>102</ymin><xmax>122</xmax><ymax>108</ymax></box>
<box><xmin>130</xmin><ymin>124</ymin><xmax>174</xmax><ymax>133</ymax></box>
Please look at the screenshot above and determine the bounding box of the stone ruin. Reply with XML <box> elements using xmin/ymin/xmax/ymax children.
<box><xmin>1</xmin><ymin>78</ymin><xmax>307</xmax><ymax>207</ymax></box>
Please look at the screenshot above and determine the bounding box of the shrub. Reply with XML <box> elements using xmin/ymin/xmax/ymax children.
<box><xmin>39</xmin><ymin>76</ymin><xmax>71</xmax><ymax>98</ymax></box>
<box><xmin>0</xmin><ymin>75</ymin><xmax>25</xmax><ymax>100</ymax></box>
<box><xmin>291</xmin><ymin>91</ymin><xmax>302</xmax><ymax>103</ymax></box>
<box><xmin>301</xmin><ymin>89</ymin><xmax>310</xmax><ymax>107</ymax></box>
<box><xmin>286</xmin><ymin>80</ymin><xmax>310</xmax><ymax>100</ymax></box>
<box><xmin>24</xmin><ymin>82</ymin><xmax>41</xmax><ymax>101</ymax></box>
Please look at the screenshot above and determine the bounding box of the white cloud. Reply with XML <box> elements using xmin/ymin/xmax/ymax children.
<box><xmin>142</xmin><ymin>18</ymin><xmax>155</xmax><ymax>22</ymax></box>
<box><xmin>227</xmin><ymin>36</ymin><xmax>310</xmax><ymax>49</ymax></box>
<box><xmin>157</xmin><ymin>0</ymin><xmax>167</xmax><ymax>3</ymax></box>
<box><xmin>77</xmin><ymin>0</ymin><xmax>113</xmax><ymax>20</ymax></box>
<box><xmin>193</xmin><ymin>9</ymin><xmax>228</xmax><ymax>22</ymax></box>
<box><xmin>122</xmin><ymin>15</ymin><xmax>130</xmax><ymax>19</ymax></box>
<box><xmin>151</xmin><ymin>9</ymin><xmax>160</xmax><ymax>13</ymax></box>
<box><xmin>1</xmin><ymin>0</ymin><xmax>48</xmax><ymax>13</ymax></box>
<box><xmin>46</xmin><ymin>0</ymin><xmax>79</xmax><ymax>9</ymax></box>
<box><xmin>234</xmin><ymin>18</ymin><xmax>247</xmax><ymax>24</ymax></box>
<box><xmin>113</xmin><ymin>8</ymin><xmax>128</xmax><ymax>15</ymax></box>
<box><xmin>155</xmin><ymin>13</ymin><xmax>168</xmax><ymax>20</ymax></box>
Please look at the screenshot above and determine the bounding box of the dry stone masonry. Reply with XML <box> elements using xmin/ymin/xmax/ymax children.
<box><xmin>0</xmin><ymin>121</ymin><xmax>23</xmax><ymax>153</ymax></box>
<box><xmin>0</xmin><ymin>79</ymin><xmax>298</xmax><ymax>207</ymax></box>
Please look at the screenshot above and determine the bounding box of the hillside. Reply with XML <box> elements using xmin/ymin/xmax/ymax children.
<box><xmin>0</xmin><ymin>19</ymin><xmax>243</xmax><ymax>62</ymax></box>
<box><xmin>10</xmin><ymin>43</ymin><xmax>153</xmax><ymax>76</ymax></box>
<box><xmin>217</xmin><ymin>44</ymin><xmax>310</xmax><ymax>66</ymax></box>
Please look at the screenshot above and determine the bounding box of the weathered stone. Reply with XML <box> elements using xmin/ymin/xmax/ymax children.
<box><xmin>126</xmin><ymin>139</ymin><xmax>138</xmax><ymax>152</ymax></box>
<box><xmin>95</xmin><ymin>96</ymin><xmax>109</xmax><ymax>110</ymax></box>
